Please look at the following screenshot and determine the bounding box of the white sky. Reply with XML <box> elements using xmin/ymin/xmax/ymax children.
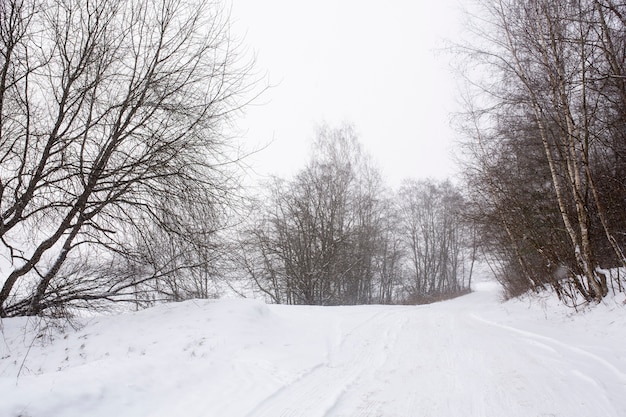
<box><xmin>230</xmin><ymin>1</ymin><xmax>463</xmax><ymax>188</ymax></box>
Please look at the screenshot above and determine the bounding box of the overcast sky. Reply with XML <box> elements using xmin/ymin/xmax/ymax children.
<box><xmin>230</xmin><ymin>1</ymin><xmax>463</xmax><ymax>188</ymax></box>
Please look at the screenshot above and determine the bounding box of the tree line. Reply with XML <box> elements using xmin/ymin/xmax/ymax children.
<box><xmin>0</xmin><ymin>0</ymin><xmax>472</xmax><ymax>317</ymax></box>
<box><xmin>235</xmin><ymin>125</ymin><xmax>473</xmax><ymax>305</ymax></box>
<box><xmin>458</xmin><ymin>0</ymin><xmax>626</xmax><ymax>305</ymax></box>
<box><xmin>7</xmin><ymin>0</ymin><xmax>625</xmax><ymax>316</ymax></box>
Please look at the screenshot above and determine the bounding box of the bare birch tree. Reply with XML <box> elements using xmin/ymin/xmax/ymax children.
<box><xmin>459</xmin><ymin>0</ymin><xmax>626</xmax><ymax>302</ymax></box>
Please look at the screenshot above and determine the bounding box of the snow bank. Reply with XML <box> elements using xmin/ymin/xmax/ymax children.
<box><xmin>0</xmin><ymin>299</ymin><xmax>333</xmax><ymax>417</ymax></box>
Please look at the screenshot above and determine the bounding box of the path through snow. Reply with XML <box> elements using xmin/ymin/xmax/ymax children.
<box><xmin>1</xmin><ymin>279</ymin><xmax>625</xmax><ymax>416</ymax></box>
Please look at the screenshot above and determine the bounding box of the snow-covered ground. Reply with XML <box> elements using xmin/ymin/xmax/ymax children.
<box><xmin>1</xmin><ymin>276</ymin><xmax>625</xmax><ymax>417</ymax></box>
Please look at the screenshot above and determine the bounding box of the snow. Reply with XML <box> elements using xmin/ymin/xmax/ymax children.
<box><xmin>1</xmin><ymin>275</ymin><xmax>625</xmax><ymax>417</ymax></box>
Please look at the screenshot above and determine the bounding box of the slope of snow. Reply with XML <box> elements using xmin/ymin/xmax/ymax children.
<box><xmin>1</xmin><ymin>277</ymin><xmax>625</xmax><ymax>417</ymax></box>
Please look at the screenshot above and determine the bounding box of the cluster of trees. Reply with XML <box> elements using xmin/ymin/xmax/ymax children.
<box><xmin>15</xmin><ymin>0</ymin><xmax>623</xmax><ymax>315</ymax></box>
<box><xmin>0</xmin><ymin>0</ymin><xmax>474</xmax><ymax>318</ymax></box>
<box><xmin>0</xmin><ymin>0</ymin><xmax>471</xmax><ymax>317</ymax></box>
<box><xmin>459</xmin><ymin>0</ymin><xmax>626</xmax><ymax>304</ymax></box>
<box><xmin>236</xmin><ymin>125</ymin><xmax>473</xmax><ymax>305</ymax></box>
<box><xmin>0</xmin><ymin>0</ymin><xmax>250</xmax><ymax>317</ymax></box>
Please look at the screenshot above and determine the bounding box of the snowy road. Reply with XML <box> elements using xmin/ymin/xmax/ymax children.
<box><xmin>244</xmin><ymin>284</ymin><xmax>626</xmax><ymax>417</ymax></box>
<box><xmin>1</xmin><ymin>280</ymin><xmax>625</xmax><ymax>416</ymax></box>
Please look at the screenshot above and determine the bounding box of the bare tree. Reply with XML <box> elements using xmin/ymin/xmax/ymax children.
<box><xmin>375</xmin><ymin>196</ymin><xmax>404</xmax><ymax>304</ymax></box>
<box><xmin>397</xmin><ymin>179</ymin><xmax>469</xmax><ymax>302</ymax></box>
<box><xmin>0</xmin><ymin>0</ymin><xmax>253</xmax><ymax>316</ymax></box>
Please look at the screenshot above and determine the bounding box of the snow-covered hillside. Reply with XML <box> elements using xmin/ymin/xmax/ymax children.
<box><xmin>1</xmin><ymin>278</ymin><xmax>625</xmax><ymax>417</ymax></box>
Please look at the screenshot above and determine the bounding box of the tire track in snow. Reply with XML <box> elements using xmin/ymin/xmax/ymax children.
<box><xmin>469</xmin><ymin>313</ymin><xmax>626</xmax><ymax>382</ymax></box>
<box><xmin>322</xmin><ymin>312</ymin><xmax>410</xmax><ymax>417</ymax></box>
<box><xmin>464</xmin><ymin>311</ymin><xmax>626</xmax><ymax>416</ymax></box>
<box><xmin>244</xmin><ymin>310</ymin><xmax>404</xmax><ymax>417</ymax></box>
